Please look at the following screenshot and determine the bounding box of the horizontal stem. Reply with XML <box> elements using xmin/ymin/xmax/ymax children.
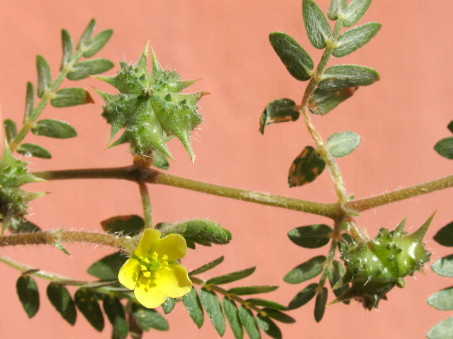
<box><xmin>347</xmin><ymin>175</ymin><xmax>453</xmax><ymax>212</ymax></box>
<box><xmin>149</xmin><ymin>171</ymin><xmax>337</xmax><ymax>218</ymax></box>
<box><xmin>0</xmin><ymin>230</ymin><xmax>134</xmax><ymax>253</ymax></box>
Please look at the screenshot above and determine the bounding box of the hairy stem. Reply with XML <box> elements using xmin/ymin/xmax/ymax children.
<box><xmin>0</xmin><ymin>230</ymin><xmax>134</xmax><ymax>253</ymax></box>
<box><xmin>139</xmin><ymin>182</ymin><xmax>153</xmax><ymax>228</ymax></box>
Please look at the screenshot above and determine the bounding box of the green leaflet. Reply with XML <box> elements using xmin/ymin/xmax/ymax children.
<box><xmin>87</xmin><ymin>252</ymin><xmax>127</xmax><ymax>280</ymax></box>
<box><xmin>131</xmin><ymin>303</ymin><xmax>169</xmax><ymax>331</ymax></box>
<box><xmin>343</xmin><ymin>0</ymin><xmax>372</xmax><ymax>27</ymax></box>
<box><xmin>31</xmin><ymin>119</ymin><xmax>77</xmax><ymax>139</ymax></box>
<box><xmin>74</xmin><ymin>289</ymin><xmax>104</xmax><ymax>332</ymax></box>
<box><xmin>448</xmin><ymin>120</ymin><xmax>453</xmax><ymax>133</ymax></box>
<box><xmin>36</xmin><ymin>55</ymin><xmax>52</xmax><ymax>98</ymax></box>
<box><xmin>238</xmin><ymin>306</ymin><xmax>261</xmax><ymax>339</ymax></box>
<box><xmin>83</xmin><ymin>29</ymin><xmax>113</xmax><ymax>58</ymax></box>
<box><xmin>256</xmin><ymin>315</ymin><xmax>282</xmax><ymax>339</ymax></box>
<box><xmin>47</xmin><ymin>283</ymin><xmax>77</xmax><ymax>325</ymax></box>
<box><xmin>314</xmin><ymin>287</ymin><xmax>328</xmax><ymax>322</ymax></box>
<box><xmin>61</xmin><ymin>29</ymin><xmax>73</xmax><ymax>67</ymax></box>
<box><xmin>222</xmin><ymin>298</ymin><xmax>243</xmax><ymax>339</ymax></box>
<box><xmin>261</xmin><ymin>308</ymin><xmax>295</xmax><ymax>324</ymax></box>
<box><xmin>3</xmin><ymin>119</ymin><xmax>17</xmax><ymax>142</ymax></box>
<box><xmin>103</xmin><ymin>296</ymin><xmax>128</xmax><ymax>338</ymax></box>
<box><xmin>24</xmin><ymin>82</ymin><xmax>34</xmax><ymax>121</ymax></box>
<box><xmin>182</xmin><ymin>287</ymin><xmax>204</xmax><ymax>328</ymax></box>
<box><xmin>161</xmin><ymin>298</ymin><xmax>176</xmax><ymax>314</ymax></box>
<box><xmin>245</xmin><ymin>299</ymin><xmax>287</xmax><ymax>311</ymax></box>
<box><xmin>67</xmin><ymin>59</ymin><xmax>114</xmax><ymax>80</ymax></box>
<box><xmin>97</xmin><ymin>44</ymin><xmax>203</xmax><ymax>160</ymax></box>
<box><xmin>434</xmin><ymin>137</ymin><xmax>453</xmax><ymax>159</ymax></box>
<box><xmin>199</xmin><ymin>288</ymin><xmax>226</xmax><ymax>336</ymax></box>
<box><xmin>100</xmin><ymin>215</ymin><xmax>144</xmax><ymax>236</ymax></box>
<box><xmin>287</xmin><ymin>224</ymin><xmax>332</xmax><ymax>248</ymax></box>
<box><xmin>206</xmin><ymin>267</ymin><xmax>256</xmax><ymax>285</ymax></box>
<box><xmin>259</xmin><ymin>98</ymin><xmax>299</xmax><ymax>134</ymax></box>
<box><xmin>16</xmin><ymin>276</ymin><xmax>40</xmax><ymax>318</ymax></box>
<box><xmin>283</xmin><ymin>256</ymin><xmax>326</xmax><ymax>284</ymax></box>
<box><xmin>288</xmin><ymin>146</ymin><xmax>326</xmax><ymax>187</ymax></box>
<box><xmin>432</xmin><ymin>255</ymin><xmax>453</xmax><ymax>277</ymax></box>
<box><xmin>51</xmin><ymin>88</ymin><xmax>94</xmax><ymax>108</ymax></box>
<box><xmin>303</xmin><ymin>0</ymin><xmax>331</xmax><ymax>49</ymax></box>
<box><xmin>17</xmin><ymin>143</ymin><xmax>52</xmax><ymax>159</ymax></box>
<box><xmin>427</xmin><ymin>317</ymin><xmax>453</xmax><ymax>339</ymax></box>
<box><xmin>326</xmin><ymin>131</ymin><xmax>361</xmax><ymax>157</ymax></box>
<box><xmin>288</xmin><ymin>283</ymin><xmax>318</xmax><ymax>310</ymax></box>
<box><xmin>308</xmin><ymin>86</ymin><xmax>357</xmax><ymax>115</ymax></box>
<box><xmin>269</xmin><ymin>32</ymin><xmax>314</xmax><ymax>81</ymax></box>
<box><xmin>333</xmin><ymin>22</ymin><xmax>381</xmax><ymax>57</ymax></box>
<box><xmin>189</xmin><ymin>256</ymin><xmax>225</xmax><ymax>276</ymax></box>
<box><xmin>328</xmin><ymin>0</ymin><xmax>343</xmax><ymax>20</ymax></box>
<box><xmin>433</xmin><ymin>221</ymin><xmax>453</xmax><ymax>247</ymax></box>
<box><xmin>319</xmin><ymin>64</ymin><xmax>379</xmax><ymax>90</ymax></box>
<box><xmin>427</xmin><ymin>287</ymin><xmax>453</xmax><ymax>311</ymax></box>
<box><xmin>227</xmin><ymin>286</ymin><xmax>278</xmax><ymax>296</ymax></box>
<box><xmin>9</xmin><ymin>218</ymin><xmax>41</xmax><ymax>233</ymax></box>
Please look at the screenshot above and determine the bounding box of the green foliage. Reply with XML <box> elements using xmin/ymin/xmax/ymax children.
<box><xmin>287</xmin><ymin>224</ymin><xmax>332</xmax><ymax>248</ymax></box>
<box><xmin>67</xmin><ymin>59</ymin><xmax>114</xmax><ymax>80</ymax></box>
<box><xmin>227</xmin><ymin>286</ymin><xmax>279</xmax><ymax>295</ymax></box>
<box><xmin>308</xmin><ymin>87</ymin><xmax>357</xmax><ymax>115</ymax></box>
<box><xmin>303</xmin><ymin>0</ymin><xmax>331</xmax><ymax>49</ymax></box>
<box><xmin>326</xmin><ymin>131</ymin><xmax>361</xmax><ymax>157</ymax></box>
<box><xmin>74</xmin><ymin>289</ymin><xmax>105</xmax><ymax>332</ymax></box>
<box><xmin>427</xmin><ymin>317</ymin><xmax>453</xmax><ymax>339</ymax></box>
<box><xmin>343</xmin><ymin>0</ymin><xmax>372</xmax><ymax>27</ymax></box>
<box><xmin>17</xmin><ymin>143</ymin><xmax>52</xmax><ymax>159</ymax></box>
<box><xmin>206</xmin><ymin>267</ymin><xmax>256</xmax><ymax>285</ymax></box>
<box><xmin>222</xmin><ymin>297</ymin><xmax>243</xmax><ymax>339</ymax></box>
<box><xmin>87</xmin><ymin>252</ymin><xmax>127</xmax><ymax>280</ymax></box>
<box><xmin>101</xmin><ymin>215</ymin><xmax>145</xmax><ymax>236</ymax></box>
<box><xmin>31</xmin><ymin>119</ymin><xmax>77</xmax><ymax>139</ymax></box>
<box><xmin>319</xmin><ymin>65</ymin><xmax>379</xmax><ymax>90</ymax></box>
<box><xmin>47</xmin><ymin>283</ymin><xmax>77</xmax><ymax>325</ymax></box>
<box><xmin>130</xmin><ymin>303</ymin><xmax>169</xmax><ymax>331</ymax></box>
<box><xmin>288</xmin><ymin>283</ymin><xmax>318</xmax><ymax>310</ymax></box>
<box><xmin>103</xmin><ymin>295</ymin><xmax>128</xmax><ymax>338</ymax></box>
<box><xmin>161</xmin><ymin>298</ymin><xmax>176</xmax><ymax>314</ymax></box>
<box><xmin>51</xmin><ymin>88</ymin><xmax>94</xmax><ymax>108</ymax></box>
<box><xmin>36</xmin><ymin>55</ymin><xmax>52</xmax><ymax>98</ymax></box>
<box><xmin>434</xmin><ymin>137</ymin><xmax>453</xmax><ymax>159</ymax></box>
<box><xmin>433</xmin><ymin>221</ymin><xmax>453</xmax><ymax>246</ymax></box>
<box><xmin>238</xmin><ymin>306</ymin><xmax>260</xmax><ymax>339</ymax></box>
<box><xmin>97</xmin><ymin>44</ymin><xmax>204</xmax><ymax>160</ymax></box>
<box><xmin>256</xmin><ymin>315</ymin><xmax>282</xmax><ymax>339</ymax></box>
<box><xmin>314</xmin><ymin>287</ymin><xmax>328</xmax><ymax>322</ymax></box>
<box><xmin>327</xmin><ymin>0</ymin><xmax>342</xmax><ymax>20</ymax></box>
<box><xmin>4</xmin><ymin>119</ymin><xmax>17</xmax><ymax>142</ymax></box>
<box><xmin>9</xmin><ymin>218</ymin><xmax>41</xmax><ymax>233</ymax></box>
<box><xmin>432</xmin><ymin>255</ymin><xmax>453</xmax><ymax>277</ymax></box>
<box><xmin>427</xmin><ymin>287</ymin><xmax>453</xmax><ymax>311</ymax></box>
<box><xmin>182</xmin><ymin>287</ymin><xmax>205</xmax><ymax>328</ymax></box>
<box><xmin>333</xmin><ymin>23</ymin><xmax>381</xmax><ymax>57</ymax></box>
<box><xmin>259</xmin><ymin>98</ymin><xmax>299</xmax><ymax>134</ymax></box>
<box><xmin>199</xmin><ymin>288</ymin><xmax>226</xmax><ymax>336</ymax></box>
<box><xmin>283</xmin><ymin>255</ymin><xmax>326</xmax><ymax>284</ymax></box>
<box><xmin>288</xmin><ymin>146</ymin><xmax>326</xmax><ymax>187</ymax></box>
<box><xmin>268</xmin><ymin>32</ymin><xmax>314</xmax><ymax>81</ymax></box>
<box><xmin>16</xmin><ymin>276</ymin><xmax>40</xmax><ymax>318</ymax></box>
<box><xmin>157</xmin><ymin>219</ymin><xmax>232</xmax><ymax>249</ymax></box>
<box><xmin>189</xmin><ymin>256</ymin><xmax>225</xmax><ymax>275</ymax></box>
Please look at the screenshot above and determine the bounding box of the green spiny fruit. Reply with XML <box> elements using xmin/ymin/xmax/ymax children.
<box><xmin>0</xmin><ymin>144</ymin><xmax>44</xmax><ymax>233</ymax></box>
<box><xmin>336</xmin><ymin>215</ymin><xmax>433</xmax><ymax>309</ymax></box>
<box><xmin>96</xmin><ymin>43</ymin><xmax>204</xmax><ymax>160</ymax></box>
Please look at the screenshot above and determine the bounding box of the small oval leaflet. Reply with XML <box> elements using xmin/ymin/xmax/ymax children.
<box><xmin>287</xmin><ymin>224</ymin><xmax>332</xmax><ymax>248</ymax></box>
<box><xmin>74</xmin><ymin>289</ymin><xmax>104</xmax><ymax>332</ymax></box>
<box><xmin>259</xmin><ymin>98</ymin><xmax>299</xmax><ymax>134</ymax></box>
<box><xmin>283</xmin><ymin>255</ymin><xmax>326</xmax><ymax>284</ymax></box>
<box><xmin>309</xmin><ymin>87</ymin><xmax>357</xmax><ymax>115</ymax></box>
<box><xmin>288</xmin><ymin>146</ymin><xmax>326</xmax><ymax>187</ymax></box>
<box><xmin>333</xmin><ymin>22</ymin><xmax>381</xmax><ymax>58</ymax></box>
<box><xmin>319</xmin><ymin>65</ymin><xmax>379</xmax><ymax>90</ymax></box>
<box><xmin>303</xmin><ymin>0</ymin><xmax>331</xmax><ymax>49</ymax></box>
<box><xmin>17</xmin><ymin>143</ymin><xmax>52</xmax><ymax>159</ymax></box>
<box><xmin>288</xmin><ymin>283</ymin><xmax>318</xmax><ymax>310</ymax></box>
<box><xmin>222</xmin><ymin>297</ymin><xmax>243</xmax><ymax>339</ymax></box>
<box><xmin>67</xmin><ymin>59</ymin><xmax>114</xmax><ymax>80</ymax></box>
<box><xmin>269</xmin><ymin>32</ymin><xmax>314</xmax><ymax>81</ymax></box>
<box><xmin>16</xmin><ymin>275</ymin><xmax>40</xmax><ymax>318</ymax></box>
<box><xmin>434</xmin><ymin>137</ymin><xmax>453</xmax><ymax>160</ymax></box>
<box><xmin>433</xmin><ymin>221</ymin><xmax>453</xmax><ymax>247</ymax></box>
<box><xmin>31</xmin><ymin>119</ymin><xmax>77</xmax><ymax>139</ymax></box>
<box><xmin>427</xmin><ymin>317</ymin><xmax>453</xmax><ymax>339</ymax></box>
<box><xmin>327</xmin><ymin>131</ymin><xmax>361</xmax><ymax>157</ymax></box>
<box><xmin>431</xmin><ymin>255</ymin><xmax>453</xmax><ymax>277</ymax></box>
<box><xmin>51</xmin><ymin>88</ymin><xmax>94</xmax><ymax>108</ymax></box>
<box><xmin>427</xmin><ymin>287</ymin><xmax>453</xmax><ymax>311</ymax></box>
<box><xmin>343</xmin><ymin>0</ymin><xmax>372</xmax><ymax>27</ymax></box>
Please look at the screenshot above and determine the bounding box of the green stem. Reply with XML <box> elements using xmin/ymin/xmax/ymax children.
<box><xmin>347</xmin><ymin>175</ymin><xmax>453</xmax><ymax>212</ymax></box>
<box><xmin>0</xmin><ymin>230</ymin><xmax>134</xmax><ymax>253</ymax></box>
<box><xmin>139</xmin><ymin>182</ymin><xmax>153</xmax><ymax>228</ymax></box>
<box><xmin>300</xmin><ymin>18</ymin><xmax>348</xmax><ymax>205</ymax></box>
<box><xmin>9</xmin><ymin>49</ymin><xmax>84</xmax><ymax>151</ymax></box>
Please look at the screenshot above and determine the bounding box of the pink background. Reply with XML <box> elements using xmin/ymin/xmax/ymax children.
<box><xmin>1</xmin><ymin>1</ymin><xmax>452</xmax><ymax>338</ymax></box>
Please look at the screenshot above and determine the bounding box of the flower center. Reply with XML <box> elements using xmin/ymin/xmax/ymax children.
<box><xmin>133</xmin><ymin>252</ymin><xmax>169</xmax><ymax>278</ymax></box>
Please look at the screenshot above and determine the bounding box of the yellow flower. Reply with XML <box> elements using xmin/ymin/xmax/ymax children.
<box><xmin>118</xmin><ymin>229</ymin><xmax>192</xmax><ymax>308</ymax></box>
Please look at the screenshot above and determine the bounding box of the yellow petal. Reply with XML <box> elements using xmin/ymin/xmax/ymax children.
<box><xmin>133</xmin><ymin>264</ymin><xmax>192</xmax><ymax>308</ymax></box>
<box><xmin>118</xmin><ymin>258</ymin><xmax>140</xmax><ymax>290</ymax></box>
<box><xmin>135</xmin><ymin>229</ymin><xmax>161</xmax><ymax>257</ymax></box>
<box><xmin>155</xmin><ymin>233</ymin><xmax>187</xmax><ymax>260</ymax></box>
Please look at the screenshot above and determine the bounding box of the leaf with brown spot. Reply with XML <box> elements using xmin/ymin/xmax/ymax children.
<box><xmin>308</xmin><ymin>87</ymin><xmax>357</xmax><ymax>115</ymax></box>
<box><xmin>288</xmin><ymin>146</ymin><xmax>325</xmax><ymax>187</ymax></box>
<box><xmin>259</xmin><ymin>98</ymin><xmax>299</xmax><ymax>134</ymax></box>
